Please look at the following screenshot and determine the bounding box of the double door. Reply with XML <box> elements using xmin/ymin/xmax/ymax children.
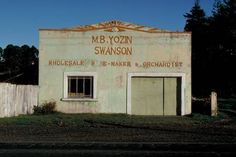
<box><xmin>131</xmin><ymin>77</ymin><xmax>181</xmax><ymax>115</ymax></box>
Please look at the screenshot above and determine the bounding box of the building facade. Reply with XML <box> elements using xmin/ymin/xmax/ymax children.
<box><xmin>39</xmin><ymin>21</ymin><xmax>191</xmax><ymax>115</ymax></box>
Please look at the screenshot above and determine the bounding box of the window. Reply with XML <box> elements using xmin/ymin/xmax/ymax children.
<box><xmin>68</xmin><ymin>76</ymin><xmax>93</xmax><ymax>98</ymax></box>
<box><xmin>64</xmin><ymin>72</ymin><xmax>97</xmax><ymax>100</ymax></box>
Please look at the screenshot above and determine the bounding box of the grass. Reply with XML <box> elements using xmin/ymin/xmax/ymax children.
<box><xmin>218</xmin><ymin>98</ymin><xmax>236</xmax><ymax>110</ymax></box>
<box><xmin>0</xmin><ymin>98</ymin><xmax>235</xmax><ymax>127</ymax></box>
<box><xmin>0</xmin><ymin>105</ymin><xmax>235</xmax><ymax>143</ymax></box>
<box><xmin>189</xmin><ymin>113</ymin><xmax>225</xmax><ymax>123</ymax></box>
<box><xmin>0</xmin><ymin>112</ymin><xmax>225</xmax><ymax>128</ymax></box>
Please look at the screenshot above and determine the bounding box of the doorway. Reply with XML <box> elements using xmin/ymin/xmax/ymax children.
<box><xmin>128</xmin><ymin>75</ymin><xmax>182</xmax><ymax>115</ymax></box>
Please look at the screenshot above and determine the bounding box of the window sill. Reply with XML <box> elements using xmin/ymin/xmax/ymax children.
<box><xmin>61</xmin><ymin>98</ymin><xmax>98</xmax><ymax>102</ymax></box>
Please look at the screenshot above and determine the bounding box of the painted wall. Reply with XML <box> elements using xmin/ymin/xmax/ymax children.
<box><xmin>39</xmin><ymin>21</ymin><xmax>191</xmax><ymax>115</ymax></box>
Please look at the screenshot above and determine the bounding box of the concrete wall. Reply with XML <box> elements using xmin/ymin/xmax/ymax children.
<box><xmin>39</xmin><ymin>21</ymin><xmax>191</xmax><ymax>115</ymax></box>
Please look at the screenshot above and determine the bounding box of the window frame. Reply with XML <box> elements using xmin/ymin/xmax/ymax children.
<box><xmin>67</xmin><ymin>76</ymin><xmax>93</xmax><ymax>98</ymax></box>
<box><xmin>63</xmin><ymin>72</ymin><xmax>97</xmax><ymax>101</ymax></box>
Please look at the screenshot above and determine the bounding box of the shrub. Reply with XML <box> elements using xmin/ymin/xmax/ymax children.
<box><xmin>33</xmin><ymin>105</ymin><xmax>42</xmax><ymax>115</ymax></box>
<box><xmin>33</xmin><ymin>101</ymin><xmax>56</xmax><ymax>115</ymax></box>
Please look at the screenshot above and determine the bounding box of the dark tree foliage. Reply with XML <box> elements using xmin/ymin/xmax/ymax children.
<box><xmin>0</xmin><ymin>47</ymin><xmax>2</xmax><ymax>57</ymax></box>
<box><xmin>0</xmin><ymin>44</ymin><xmax>38</xmax><ymax>85</ymax></box>
<box><xmin>0</xmin><ymin>47</ymin><xmax>3</xmax><ymax>71</ymax></box>
<box><xmin>184</xmin><ymin>0</ymin><xmax>211</xmax><ymax>96</ymax></box>
<box><xmin>184</xmin><ymin>0</ymin><xmax>208</xmax><ymax>32</ymax></box>
<box><xmin>209</xmin><ymin>0</ymin><xmax>236</xmax><ymax>97</ymax></box>
<box><xmin>0</xmin><ymin>47</ymin><xmax>3</xmax><ymax>62</ymax></box>
<box><xmin>185</xmin><ymin>0</ymin><xmax>236</xmax><ymax>97</ymax></box>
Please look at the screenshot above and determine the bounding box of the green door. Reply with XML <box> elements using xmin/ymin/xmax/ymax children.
<box><xmin>131</xmin><ymin>77</ymin><xmax>179</xmax><ymax>115</ymax></box>
<box><xmin>131</xmin><ymin>77</ymin><xmax>163</xmax><ymax>115</ymax></box>
<box><xmin>164</xmin><ymin>78</ymin><xmax>177</xmax><ymax>115</ymax></box>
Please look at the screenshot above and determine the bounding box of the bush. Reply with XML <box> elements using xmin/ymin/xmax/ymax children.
<box><xmin>33</xmin><ymin>101</ymin><xmax>56</xmax><ymax>115</ymax></box>
<box><xmin>33</xmin><ymin>105</ymin><xmax>42</xmax><ymax>115</ymax></box>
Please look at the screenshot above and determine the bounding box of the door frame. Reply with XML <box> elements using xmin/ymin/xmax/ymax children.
<box><xmin>127</xmin><ymin>72</ymin><xmax>186</xmax><ymax>115</ymax></box>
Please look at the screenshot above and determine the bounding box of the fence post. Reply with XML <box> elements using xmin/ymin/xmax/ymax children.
<box><xmin>211</xmin><ymin>91</ymin><xmax>217</xmax><ymax>116</ymax></box>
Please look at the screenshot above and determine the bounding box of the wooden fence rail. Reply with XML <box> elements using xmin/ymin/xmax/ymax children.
<box><xmin>0</xmin><ymin>83</ymin><xmax>38</xmax><ymax>117</ymax></box>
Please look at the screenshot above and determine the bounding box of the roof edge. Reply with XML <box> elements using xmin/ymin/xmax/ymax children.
<box><xmin>39</xmin><ymin>20</ymin><xmax>191</xmax><ymax>34</ymax></box>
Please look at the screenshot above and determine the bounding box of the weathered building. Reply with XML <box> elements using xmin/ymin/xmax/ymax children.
<box><xmin>39</xmin><ymin>21</ymin><xmax>191</xmax><ymax>115</ymax></box>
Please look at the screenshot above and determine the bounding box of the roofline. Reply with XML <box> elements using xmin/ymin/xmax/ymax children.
<box><xmin>39</xmin><ymin>28</ymin><xmax>191</xmax><ymax>34</ymax></box>
<box><xmin>39</xmin><ymin>20</ymin><xmax>191</xmax><ymax>34</ymax></box>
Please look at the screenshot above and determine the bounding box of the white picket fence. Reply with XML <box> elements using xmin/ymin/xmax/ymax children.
<box><xmin>0</xmin><ymin>83</ymin><xmax>38</xmax><ymax>117</ymax></box>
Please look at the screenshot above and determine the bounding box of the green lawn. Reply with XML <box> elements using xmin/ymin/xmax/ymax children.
<box><xmin>0</xmin><ymin>99</ymin><xmax>235</xmax><ymax>143</ymax></box>
<box><xmin>0</xmin><ymin>112</ymin><xmax>227</xmax><ymax>127</ymax></box>
<box><xmin>1</xmin><ymin>97</ymin><xmax>235</xmax><ymax>127</ymax></box>
<box><xmin>218</xmin><ymin>98</ymin><xmax>236</xmax><ymax>110</ymax></box>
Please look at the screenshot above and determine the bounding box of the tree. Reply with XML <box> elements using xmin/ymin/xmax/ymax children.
<box><xmin>0</xmin><ymin>44</ymin><xmax>38</xmax><ymax>85</ymax></box>
<box><xmin>2</xmin><ymin>45</ymin><xmax>23</xmax><ymax>73</ymax></box>
<box><xmin>184</xmin><ymin>0</ymin><xmax>207</xmax><ymax>32</ymax></box>
<box><xmin>0</xmin><ymin>47</ymin><xmax>3</xmax><ymax>63</ymax></box>
<box><xmin>21</xmin><ymin>45</ymin><xmax>39</xmax><ymax>84</ymax></box>
<box><xmin>0</xmin><ymin>47</ymin><xmax>3</xmax><ymax>73</ymax></box>
<box><xmin>184</xmin><ymin>0</ymin><xmax>210</xmax><ymax>96</ymax></box>
<box><xmin>209</xmin><ymin>0</ymin><xmax>236</xmax><ymax>96</ymax></box>
<box><xmin>210</xmin><ymin>0</ymin><xmax>236</xmax><ymax>56</ymax></box>
<box><xmin>184</xmin><ymin>0</ymin><xmax>236</xmax><ymax>97</ymax></box>
<box><xmin>0</xmin><ymin>47</ymin><xmax>2</xmax><ymax>59</ymax></box>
